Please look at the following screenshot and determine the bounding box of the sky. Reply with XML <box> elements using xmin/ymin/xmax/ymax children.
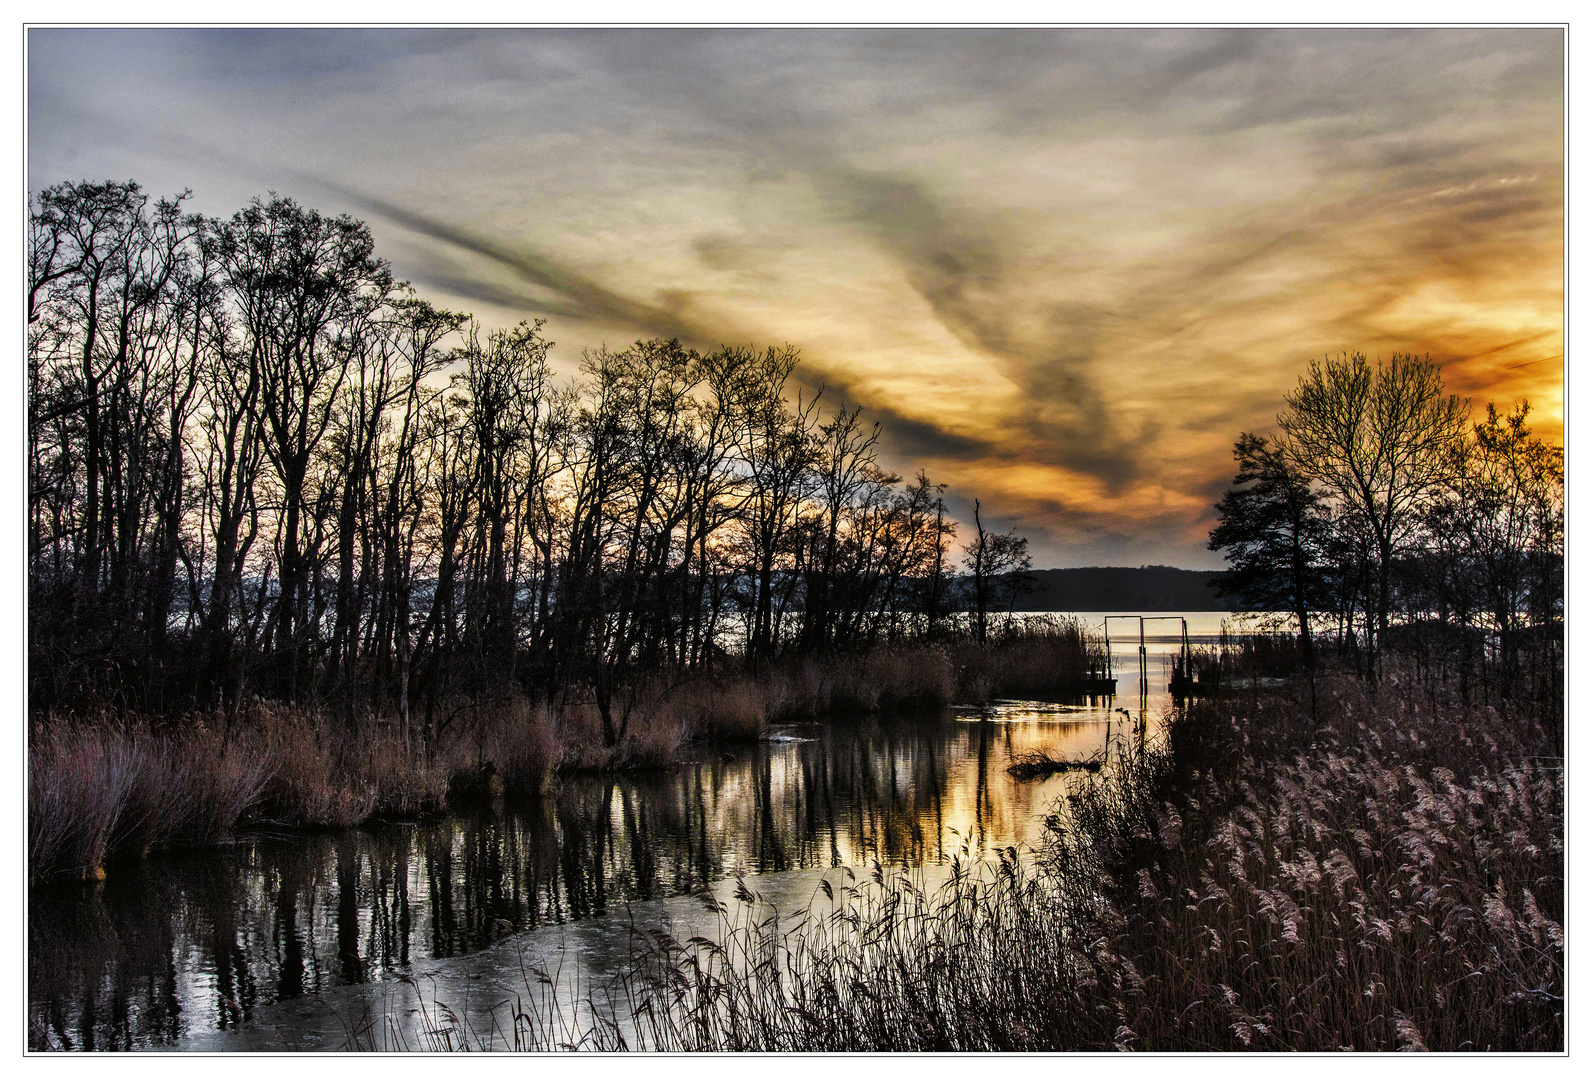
<box><xmin>26</xmin><ymin>27</ymin><xmax>1565</xmax><ymax>569</ymax></box>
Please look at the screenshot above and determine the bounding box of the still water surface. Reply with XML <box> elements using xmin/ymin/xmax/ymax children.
<box><xmin>29</xmin><ymin>612</ymin><xmax>1257</xmax><ymax>1051</ymax></box>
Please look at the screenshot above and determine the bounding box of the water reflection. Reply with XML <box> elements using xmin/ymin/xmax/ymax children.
<box><xmin>33</xmin><ymin>612</ymin><xmax>1266</xmax><ymax>1051</ymax></box>
<box><xmin>32</xmin><ymin>706</ymin><xmax>1111</xmax><ymax>1050</ymax></box>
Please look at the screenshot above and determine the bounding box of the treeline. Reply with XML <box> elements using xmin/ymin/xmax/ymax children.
<box><xmin>1208</xmin><ymin>351</ymin><xmax>1562</xmax><ymax>724</ymax></box>
<box><xmin>1014</xmin><ymin>566</ymin><xmax>1239</xmax><ymax>612</ymax></box>
<box><xmin>28</xmin><ymin>180</ymin><xmax>1039</xmax><ymax>744</ymax></box>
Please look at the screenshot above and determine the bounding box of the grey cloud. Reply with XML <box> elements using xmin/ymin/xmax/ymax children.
<box><xmin>692</xmin><ymin>234</ymin><xmax>742</xmax><ymax>271</ymax></box>
<box><xmin>812</xmin><ymin>164</ymin><xmax>1146</xmax><ymax>489</ymax></box>
<box><xmin>400</xmin><ymin>267</ymin><xmax>575</xmax><ymax>319</ymax></box>
<box><xmin>317</xmin><ymin>183</ymin><xmax>703</xmax><ymax>344</ymax></box>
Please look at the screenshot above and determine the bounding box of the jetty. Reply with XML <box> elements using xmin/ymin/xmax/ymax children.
<box><xmin>1103</xmin><ymin>614</ymin><xmax>1214</xmax><ymax>700</ymax></box>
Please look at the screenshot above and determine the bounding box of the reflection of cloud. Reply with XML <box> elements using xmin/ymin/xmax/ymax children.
<box><xmin>27</xmin><ymin>27</ymin><xmax>1563</xmax><ymax>567</ymax></box>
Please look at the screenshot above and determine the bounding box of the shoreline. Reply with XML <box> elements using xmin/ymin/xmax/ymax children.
<box><xmin>29</xmin><ymin>626</ymin><xmax>1111</xmax><ymax>886</ymax></box>
<box><xmin>353</xmin><ymin>666</ymin><xmax>1562</xmax><ymax>1052</ymax></box>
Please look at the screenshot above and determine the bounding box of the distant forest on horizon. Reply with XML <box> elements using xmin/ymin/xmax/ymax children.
<box><xmin>1010</xmin><ymin>566</ymin><xmax>1236</xmax><ymax>612</ymax></box>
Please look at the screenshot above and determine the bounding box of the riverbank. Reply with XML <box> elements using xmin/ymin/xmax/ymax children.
<box><xmin>29</xmin><ymin>620</ymin><xmax>1106</xmax><ymax>885</ymax></box>
<box><xmin>433</xmin><ymin>667</ymin><xmax>1562</xmax><ymax>1051</ymax></box>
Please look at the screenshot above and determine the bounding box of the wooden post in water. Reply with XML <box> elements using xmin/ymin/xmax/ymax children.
<box><xmin>1105</xmin><ymin>614</ymin><xmax>1151</xmax><ymax>723</ymax></box>
<box><xmin>1139</xmin><ymin>619</ymin><xmax>1148</xmax><ymax>700</ymax></box>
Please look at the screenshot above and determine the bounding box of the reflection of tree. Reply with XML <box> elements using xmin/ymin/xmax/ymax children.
<box><xmin>356</xmin><ymin>829</ymin><xmax>414</xmax><ymax>976</ymax></box>
<box><xmin>335</xmin><ymin>841</ymin><xmax>364</xmax><ymax>983</ymax></box>
<box><xmin>689</xmin><ymin>766</ymin><xmax>714</xmax><ymax>891</ymax></box>
<box><xmin>555</xmin><ymin>783</ymin><xmax>611</xmax><ymax>921</ymax></box>
<box><xmin>199</xmin><ymin>859</ymin><xmax>259</xmax><ymax>1030</ymax></box>
<box><xmin>31</xmin><ymin>710</ymin><xmax>1079</xmax><ymax>1050</ymax></box>
<box><xmin>753</xmin><ymin>751</ymin><xmax>789</xmax><ymax>873</ymax></box>
<box><xmin>821</xmin><ymin>747</ymin><xmax>843</xmax><ymax>868</ymax></box>
<box><xmin>274</xmin><ymin>871</ymin><xmax>305</xmax><ymax>999</ymax></box>
<box><xmin>427</xmin><ymin>836</ymin><xmax>457</xmax><ymax>955</ymax></box>
<box><xmin>795</xmin><ymin>718</ymin><xmax>955</xmax><ymax>869</ymax></box>
<box><xmin>880</xmin><ymin>722</ymin><xmax>921</xmax><ymax>865</ymax></box>
<box><xmin>28</xmin><ymin>867</ymin><xmax>182</xmax><ymax>1049</ymax></box>
<box><xmin>974</xmin><ymin>721</ymin><xmax>990</xmax><ymax>850</ymax></box>
<box><xmin>619</xmin><ymin>786</ymin><xmax>659</xmax><ymax>898</ymax></box>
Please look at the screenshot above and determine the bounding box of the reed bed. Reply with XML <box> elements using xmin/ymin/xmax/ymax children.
<box><xmin>756</xmin><ymin>618</ymin><xmax>1106</xmax><ymax>721</ymax></box>
<box><xmin>949</xmin><ymin>616</ymin><xmax>1110</xmax><ymax>702</ymax></box>
<box><xmin>29</xmin><ymin>721</ymin><xmax>272</xmax><ymax>884</ymax></box>
<box><xmin>29</xmin><ymin>623</ymin><xmax>1104</xmax><ymax>884</ymax></box>
<box><xmin>1043</xmin><ymin>675</ymin><xmax>1562</xmax><ymax>1051</ymax></box>
<box><xmin>28</xmin><ymin>700</ymin><xmax>552</xmax><ymax>884</ymax></box>
<box><xmin>383</xmin><ymin>667</ymin><xmax>1560</xmax><ymax>1052</ymax></box>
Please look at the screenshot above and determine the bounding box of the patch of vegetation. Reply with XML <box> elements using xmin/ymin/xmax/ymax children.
<box><xmin>369</xmin><ymin>668</ymin><xmax>1561</xmax><ymax>1052</ymax></box>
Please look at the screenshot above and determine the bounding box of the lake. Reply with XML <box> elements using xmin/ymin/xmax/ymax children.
<box><xmin>28</xmin><ymin>611</ymin><xmax>1269</xmax><ymax>1051</ymax></box>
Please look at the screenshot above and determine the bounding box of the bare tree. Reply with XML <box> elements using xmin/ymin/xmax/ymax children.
<box><xmin>216</xmin><ymin>195</ymin><xmax>395</xmax><ymax>701</ymax></box>
<box><xmin>733</xmin><ymin>346</ymin><xmax>819</xmax><ymax>667</ymax></box>
<box><xmin>1425</xmin><ymin>401</ymin><xmax>1563</xmax><ymax>707</ymax></box>
<box><xmin>963</xmin><ymin>501</ymin><xmax>1034</xmax><ymax>644</ymax></box>
<box><xmin>1276</xmin><ymin>351</ymin><xmax>1468</xmax><ymax>673</ymax></box>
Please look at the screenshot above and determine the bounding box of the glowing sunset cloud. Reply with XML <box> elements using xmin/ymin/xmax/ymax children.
<box><xmin>28</xmin><ymin>27</ymin><xmax>1563</xmax><ymax>566</ymax></box>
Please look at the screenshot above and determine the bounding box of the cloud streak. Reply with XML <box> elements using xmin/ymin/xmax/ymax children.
<box><xmin>320</xmin><ymin>183</ymin><xmax>702</xmax><ymax>343</ymax></box>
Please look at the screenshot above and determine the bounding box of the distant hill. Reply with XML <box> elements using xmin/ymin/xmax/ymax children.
<box><xmin>1011</xmin><ymin>566</ymin><xmax>1237</xmax><ymax>612</ymax></box>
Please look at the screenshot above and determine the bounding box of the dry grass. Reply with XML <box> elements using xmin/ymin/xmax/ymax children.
<box><xmin>758</xmin><ymin>645</ymin><xmax>958</xmax><ymax>720</ymax></box>
<box><xmin>553</xmin><ymin>697</ymin><xmax>683</xmax><ymax>773</ymax></box>
<box><xmin>949</xmin><ymin>617</ymin><xmax>1109</xmax><ymax>704</ymax></box>
<box><xmin>752</xmin><ymin>620</ymin><xmax>1104</xmax><ymax>721</ymax></box>
<box><xmin>29</xmin><ymin>721</ymin><xmax>272</xmax><ymax>883</ymax></box>
<box><xmin>1055</xmin><ymin>675</ymin><xmax>1564</xmax><ymax>1051</ymax></box>
<box><xmin>27</xmin><ymin>697</ymin><xmax>559</xmax><ymax>884</ymax></box>
<box><xmin>379</xmin><ymin>665</ymin><xmax>1561</xmax><ymax>1052</ymax></box>
<box><xmin>671</xmin><ymin>678</ymin><xmax>767</xmax><ymax>742</ymax></box>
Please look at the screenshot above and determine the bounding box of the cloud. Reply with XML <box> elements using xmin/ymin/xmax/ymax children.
<box><xmin>26</xmin><ymin>27</ymin><xmax>1562</xmax><ymax>567</ymax></box>
<box><xmin>810</xmin><ymin>165</ymin><xmax>1148</xmax><ymax>489</ymax></box>
<box><xmin>318</xmin><ymin>184</ymin><xmax>701</xmax><ymax>342</ymax></box>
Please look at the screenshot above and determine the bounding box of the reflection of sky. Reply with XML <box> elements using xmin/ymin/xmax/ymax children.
<box><xmin>34</xmin><ymin>703</ymin><xmax>1170</xmax><ymax>1045</ymax></box>
<box><xmin>30</xmin><ymin>610</ymin><xmax>1278</xmax><ymax>1048</ymax></box>
<box><xmin>27</xmin><ymin>29</ymin><xmax>1563</xmax><ymax>567</ymax></box>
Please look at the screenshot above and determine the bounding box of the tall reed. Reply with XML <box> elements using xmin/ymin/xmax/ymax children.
<box><xmin>378</xmin><ymin>666</ymin><xmax>1561</xmax><ymax>1052</ymax></box>
<box><xmin>27</xmin><ymin>699</ymin><xmax>556</xmax><ymax>884</ymax></box>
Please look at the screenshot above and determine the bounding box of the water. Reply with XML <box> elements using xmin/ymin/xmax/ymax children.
<box><xmin>28</xmin><ymin>611</ymin><xmax>1272</xmax><ymax>1051</ymax></box>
